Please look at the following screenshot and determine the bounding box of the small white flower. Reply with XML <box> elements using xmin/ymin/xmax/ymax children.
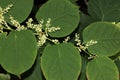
<box><xmin>45</xmin><ymin>18</ymin><xmax>51</xmax><ymax>27</ymax></box>
<box><xmin>85</xmin><ymin>40</ymin><xmax>98</xmax><ymax>47</ymax></box>
<box><xmin>2</xmin><ymin>4</ymin><xmax>13</xmax><ymax>14</ymax></box>
<box><xmin>37</xmin><ymin>34</ymin><xmax>47</xmax><ymax>47</ymax></box>
<box><xmin>63</xmin><ymin>36</ymin><xmax>70</xmax><ymax>43</ymax></box>
<box><xmin>75</xmin><ymin>33</ymin><xmax>81</xmax><ymax>46</ymax></box>
<box><xmin>10</xmin><ymin>15</ymin><xmax>26</xmax><ymax>31</ymax></box>
<box><xmin>26</xmin><ymin>18</ymin><xmax>33</xmax><ymax>28</ymax></box>
<box><xmin>51</xmin><ymin>39</ymin><xmax>59</xmax><ymax>44</ymax></box>
<box><xmin>0</xmin><ymin>5</ymin><xmax>12</xmax><ymax>30</ymax></box>
<box><xmin>47</xmin><ymin>27</ymin><xmax>60</xmax><ymax>32</ymax></box>
<box><xmin>40</xmin><ymin>19</ymin><xmax>44</xmax><ymax>24</ymax></box>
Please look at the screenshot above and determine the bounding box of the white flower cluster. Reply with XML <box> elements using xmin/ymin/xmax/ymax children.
<box><xmin>63</xmin><ymin>36</ymin><xmax>70</xmax><ymax>43</ymax></box>
<box><xmin>85</xmin><ymin>40</ymin><xmax>98</xmax><ymax>48</ymax></box>
<box><xmin>10</xmin><ymin>15</ymin><xmax>27</xmax><ymax>31</ymax></box>
<box><xmin>75</xmin><ymin>33</ymin><xmax>81</xmax><ymax>46</ymax></box>
<box><xmin>0</xmin><ymin>4</ymin><xmax>13</xmax><ymax>32</ymax></box>
<box><xmin>51</xmin><ymin>39</ymin><xmax>59</xmax><ymax>44</ymax></box>
<box><xmin>26</xmin><ymin>18</ymin><xmax>60</xmax><ymax>47</ymax></box>
<box><xmin>47</xmin><ymin>27</ymin><xmax>61</xmax><ymax>32</ymax></box>
<box><xmin>0</xmin><ymin>5</ymin><xmax>61</xmax><ymax>47</ymax></box>
<box><xmin>75</xmin><ymin>33</ymin><xmax>98</xmax><ymax>52</ymax></box>
<box><xmin>45</xmin><ymin>18</ymin><xmax>60</xmax><ymax>33</ymax></box>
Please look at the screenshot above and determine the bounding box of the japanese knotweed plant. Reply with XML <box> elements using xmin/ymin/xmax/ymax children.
<box><xmin>0</xmin><ymin>0</ymin><xmax>120</xmax><ymax>80</ymax></box>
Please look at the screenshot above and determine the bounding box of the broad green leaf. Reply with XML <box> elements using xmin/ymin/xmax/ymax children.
<box><xmin>86</xmin><ymin>57</ymin><xmax>119</xmax><ymax>80</ymax></box>
<box><xmin>36</xmin><ymin>0</ymin><xmax>80</xmax><ymax>37</ymax></box>
<box><xmin>0</xmin><ymin>74</ymin><xmax>10</xmax><ymax>80</ymax></box>
<box><xmin>24</xmin><ymin>57</ymin><xmax>44</xmax><ymax>80</ymax></box>
<box><xmin>88</xmin><ymin>0</ymin><xmax>120</xmax><ymax>22</ymax></box>
<box><xmin>0</xmin><ymin>0</ymin><xmax>33</xmax><ymax>23</ymax></box>
<box><xmin>0</xmin><ymin>30</ymin><xmax>37</xmax><ymax>75</ymax></box>
<box><xmin>0</xmin><ymin>32</ymin><xmax>7</xmax><ymax>64</ymax></box>
<box><xmin>41</xmin><ymin>43</ymin><xmax>81</xmax><ymax>80</ymax></box>
<box><xmin>83</xmin><ymin>22</ymin><xmax>120</xmax><ymax>56</ymax></box>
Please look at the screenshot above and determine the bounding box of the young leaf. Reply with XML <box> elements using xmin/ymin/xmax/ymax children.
<box><xmin>36</xmin><ymin>0</ymin><xmax>80</xmax><ymax>37</ymax></box>
<box><xmin>83</xmin><ymin>22</ymin><xmax>120</xmax><ymax>56</ymax></box>
<box><xmin>86</xmin><ymin>57</ymin><xmax>119</xmax><ymax>80</ymax></box>
<box><xmin>41</xmin><ymin>43</ymin><xmax>82</xmax><ymax>80</ymax></box>
<box><xmin>0</xmin><ymin>30</ymin><xmax>37</xmax><ymax>75</ymax></box>
<box><xmin>88</xmin><ymin>0</ymin><xmax>120</xmax><ymax>22</ymax></box>
<box><xmin>0</xmin><ymin>0</ymin><xmax>33</xmax><ymax>24</ymax></box>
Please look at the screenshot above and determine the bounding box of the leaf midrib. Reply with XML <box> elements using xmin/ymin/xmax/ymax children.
<box><xmin>57</xmin><ymin>45</ymin><xmax>64</xmax><ymax>80</ymax></box>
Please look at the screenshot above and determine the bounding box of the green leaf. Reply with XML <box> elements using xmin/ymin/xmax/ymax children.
<box><xmin>88</xmin><ymin>0</ymin><xmax>120</xmax><ymax>22</ymax></box>
<box><xmin>68</xmin><ymin>0</ymin><xmax>78</xmax><ymax>5</ymax></box>
<box><xmin>24</xmin><ymin>57</ymin><xmax>44</xmax><ymax>80</ymax></box>
<box><xmin>86</xmin><ymin>57</ymin><xmax>119</xmax><ymax>80</ymax></box>
<box><xmin>0</xmin><ymin>0</ymin><xmax>33</xmax><ymax>23</ymax></box>
<box><xmin>0</xmin><ymin>74</ymin><xmax>10</xmax><ymax>80</ymax></box>
<box><xmin>36</xmin><ymin>0</ymin><xmax>80</xmax><ymax>37</ymax></box>
<box><xmin>83</xmin><ymin>22</ymin><xmax>120</xmax><ymax>56</ymax></box>
<box><xmin>78</xmin><ymin>13</ymin><xmax>97</xmax><ymax>38</ymax></box>
<box><xmin>0</xmin><ymin>32</ymin><xmax>7</xmax><ymax>64</ymax></box>
<box><xmin>0</xmin><ymin>30</ymin><xmax>37</xmax><ymax>75</ymax></box>
<box><xmin>41</xmin><ymin>43</ymin><xmax>82</xmax><ymax>80</ymax></box>
<box><xmin>69</xmin><ymin>0</ymin><xmax>78</xmax><ymax>2</ymax></box>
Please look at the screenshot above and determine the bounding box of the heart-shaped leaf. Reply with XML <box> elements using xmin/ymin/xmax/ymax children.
<box><xmin>0</xmin><ymin>30</ymin><xmax>37</xmax><ymax>75</ymax></box>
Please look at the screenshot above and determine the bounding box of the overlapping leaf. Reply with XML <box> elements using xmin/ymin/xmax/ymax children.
<box><xmin>88</xmin><ymin>0</ymin><xmax>120</xmax><ymax>22</ymax></box>
<box><xmin>86</xmin><ymin>57</ymin><xmax>119</xmax><ymax>80</ymax></box>
<box><xmin>36</xmin><ymin>0</ymin><xmax>80</xmax><ymax>37</ymax></box>
<box><xmin>83</xmin><ymin>22</ymin><xmax>120</xmax><ymax>56</ymax></box>
<box><xmin>41</xmin><ymin>43</ymin><xmax>81</xmax><ymax>80</ymax></box>
<box><xmin>0</xmin><ymin>0</ymin><xmax>33</xmax><ymax>23</ymax></box>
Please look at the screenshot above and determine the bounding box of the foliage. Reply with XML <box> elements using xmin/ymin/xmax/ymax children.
<box><xmin>0</xmin><ymin>0</ymin><xmax>120</xmax><ymax>80</ymax></box>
